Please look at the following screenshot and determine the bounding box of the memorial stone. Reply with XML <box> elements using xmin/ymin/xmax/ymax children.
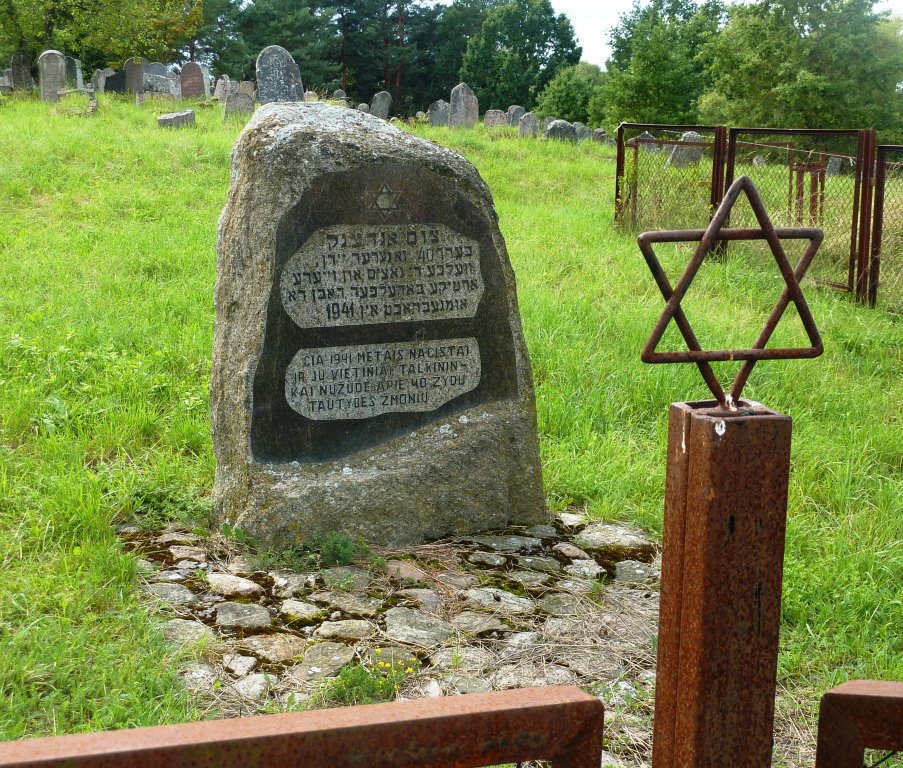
<box><xmin>212</xmin><ymin>103</ymin><xmax>546</xmax><ymax>547</ymax></box>
<box><xmin>544</xmin><ymin>116</ymin><xmax>555</xmax><ymax>130</ymax></box>
<box><xmin>180</xmin><ymin>62</ymin><xmax>208</xmax><ymax>98</ymax></box>
<box><xmin>506</xmin><ymin>105</ymin><xmax>524</xmax><ymax>126</ymax></box>
<box><xmin>357</xmin><ymin>103</ymin><xmax>370</xmax><ymax>113</ymax></box>
<box><xmin>213</xmin><ymin>75</ymin><xmax>230</xmax><ymax>100</ymax></box>
<box><xmin>826</xmin><ymin>156</ymin><xmax>842</xmax><ymax>176</ymax></box>
<box><xmin>104</xmin><ymin>69</ymin><xmax>126</xmax><ymax>93</ymax></box>
<box><xmin>573</xmin><ymin>122</ymin><xmax>590</xmax><ymax>141</ymax></box>
<box><xmin>64</xmin><ymin>56</ymin><xmax>83</xmax><ymax>89</ymax></box>
<box><xmin>225</xmin><ymin>92</ymin><xmax>255</xmax><ymax>118</ymax></box>
<box><xmin>628</xmin><ymin>130</ymin><xmax>659</xmax><ymax>151</ymax></box>
<box><xmin>484</xmin><ymin>109</ymin><xmax>507</xmax><ymax>128</ymax></box>
<box><xmin>370</xmin><ymin>90</ymin><xmax>392</xmax><ymax>119</ymax></box>
<box><xmin>240</xmin><ymin>80</ymin><xmax>256</xmax><ymax>98</ymax></box>
<box><xmin>304</xmin><ymin>90</ymin><xmax>318</xmax><ymax>102</ymax></box>
<box><xmin>667</xmin><ymin>130</ymin><xmax>703</xmax><ymax>166</ymax></box>
<box><xmin>158</xmin><ymin>108</ymin><xmax>195</xmax><ymax>128</ymax></box>
<box><xmin>124</xmin><ymin>57</ymin><xmax>146</xmax><ymax>93</ymax></box>
<box><xmin>752</xmin><ymin>156</ymin><xmax>767</xmax><ymax>167</ymax></box>
<box><xmin>428</xmin><ymin>99</ymin><xmax>449</xmax><ymax>127</ymax></box>
<box><xmin>449</xmin><ymin>82</ymin><xmax>477</xmax><ymax>128</ymax></box>
<box><xmin>11</xmin><ymin>52</ymin><xmax>34</xmax><ymax>90</ymax></box>
<box><xmin>592</xmin><ymin>128</ymin><xmax>607</xmax><ymax>144</ymax></box>
<box><xmin>38</xmin><ymin>50</ymin><xmax>66</xmax><ymax>102</ymax></box>
<box><xmin>519</xmin><ymin>112</ymin><xmax>538</xmax><ymax>138</ymax></box>
<box><xmin>256</xmin><ymin>45</ymin><xmax>303</xmax><ymax>104</ymax></box>
<box><xmin>544</xmin><ymin>119</ymin><xmax>577</xmax><ymax>142</ymax></box>
<box><xmin>91</xmin><ymin>69</ymin><xmax>105</xmax><ymax>93</ymax></box>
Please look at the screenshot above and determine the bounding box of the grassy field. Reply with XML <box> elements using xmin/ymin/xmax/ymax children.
<box><xmin>0</xmin><ymin>95</ymin><xmax>900</xmax><ymax>753</ymax></box>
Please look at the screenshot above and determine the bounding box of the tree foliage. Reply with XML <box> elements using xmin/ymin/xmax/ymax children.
<box><xmin>534</xmin><ymin>62</ymin><xmax>605</xmax><ymax>123</ymax></box>
<box><xmin>460</xmin><ymin>0</ymin><xmax>581</xmax><ymax>110</ymax></box>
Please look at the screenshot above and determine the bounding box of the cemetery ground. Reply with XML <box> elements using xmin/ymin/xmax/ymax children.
<box><xmin>0</xmin><ymin>95</ymin><xmax>900</xmax><ymax>764</ymax></box>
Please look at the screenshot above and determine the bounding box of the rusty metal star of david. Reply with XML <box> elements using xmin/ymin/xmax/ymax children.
<box><xmin>638</xmin><ymin>175</ymin><xmax>824</xmax><ymax>410</ymax></box>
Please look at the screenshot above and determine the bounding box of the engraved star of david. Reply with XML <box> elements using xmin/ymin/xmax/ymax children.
<box><xmin>366</xmin><ymin>185</ymin><xmax>400</xmax><ymax>220</ymax></box>
<box><xmin>638</xmin><ymin>175</ymin><xmax>824</xmax><ymax>410</ymax></box>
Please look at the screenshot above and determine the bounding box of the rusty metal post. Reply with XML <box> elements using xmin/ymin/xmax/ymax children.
<box><xmin>615</xmin><ymin>123</ymin><xmax>626</xmax><ymax>221</ymax></box>
<box><xmin>652</xmin><ymin>400</ymin><xmax>792</xmax><ymax>768</ymax></box>
<box><xmin>854</xmin><ymin>129</ymin><xmax>877</xmax><ymax>301</ymax></box>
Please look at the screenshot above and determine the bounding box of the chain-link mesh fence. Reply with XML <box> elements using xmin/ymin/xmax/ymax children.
<box><xmin>616</xmin><ymin>125</ymin><xmax>724</xmax><ymax>232</ymax></box>
<box><xmin>725</xmin><ymin>130</ymin><xmax>864</xmax><ymax>293</ymax></box>
<box><xmin>870</xmin><ymin>146</ymin><xmax>903</xmax><ymax>312</ymax></box>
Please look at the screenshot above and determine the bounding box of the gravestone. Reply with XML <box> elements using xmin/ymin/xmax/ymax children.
<box><xmin>428</xmin><ymin>99</ymin><xmax>449</xmax><ymax>127</ymax></box>
<box><xmin>11</xmin><ymin>52</ymin><xmax>35</xmax><ymax>90</ymax></box>
<box><xmin>38</xmin><ymin>50</ymin><xmax>66</xmax><ymax>102</ymax></box>
<box><xmin>158</xmin><ymin>109</ymin><xmax>195</xmax><ymax>128</ymax></box>
<box><xmin>519</xmin><ymin>112</ymin><xmax>538</xmax><ymax>138</ymax></box>
<box><xmin>124</xmin><ymin>57</ymin><xmax>145</xmax><ymax>93</ymax></box>
<box><xmin>213</xmin><ymin>75</ymin><xmax>230</xmax><ymax>101</ymax></box>
<box><xmin>592</xmin><ymin>128</ymin><xmax>607</xmax><ymax>144</ymax></box>
<box><xmin>753</xmin><ymin>156</ymin><xmax>767</xmax><ymax>167</ymax></box>
<box><xmin>304</xmin><ymin>90</ymin><xmax>318</xmax><ymax>102</ymax></box>
<box><xmin>826</xmin><ymin>156</ymin><xmax>842</xmax><ymax>176</ymax></box>
<box><xmin>90</xmin><ymin>69</ymin><xmax>105</xmax><ymax>93</ymax></box>
<box><xmin>573</xmin><ymin>122</ymin><xmax>591</xmax><ymax>141</ymax></box>
<box><xmin>229</xmin><ymin>80</ymin><xmax>240</xmax><ymax>97</ymax></box>
<box><xmin>357</xmin><ymin>103</ymin><xmax>370</xmax><ymax>113</ymax></box>
<box><xmin>180</xmin><ymin>62</ymin><xmax>208</xmax><ymax>98</ymax></box>
<box><xmin>225</xmin><ymin>92</ymin><xmax>255</xmax><ymax>118</ymax></box>
<box><xmin>104</xmin><ymin>69</ymin><xmax>126</xmax><ymax>93</ymax></box>
<box><xmin>212</xmin><ymin>103</ymin><xmax>546</xmax><ymax>547</ymax></box>
<box><xmin>668</xmin><ymin>130</ymin><xmax>703</xmax><ymax>166</ymax></box>
<box><xmin>240</xmin><ymin>81</ymin><xmax>256</xmax><ymax>98</ymax></box>
<box><xmin>628</xmin><ymin>131</ymin><xmax>659</xmax><ymax>152</ymax></box>
<box><xmin>332</xmin><ymin>88</ymin><xmax>346</xmax><ymax>101</ymax></box>
<box><xmin>146</xmin><ymin>62</ymin><xmax>168</xmax><ymax>77</ymax></box>
<box><xmin>506</xmin><ymin>105</ymin><xmax>524</xmax><ymax>126</ymax></box>
<box><xmin>256</xmin><ymin>45</ymin><xmax>303</xmax><ymax>104</ymax></box>
<box><xmin>449</xmin><ymin>82</ymin><xmax>477</xmax><ymax>128</ymax></box>
<box><xmin>370</xmin><ymin>90</ymin><xmax>392</xmax><ymax>120</ymax></box>
<box><xmin>64</xmin><ymin>56</ymin><xmax>83</xmax><ymax>89</ymax></box>
<box><xmin>544</xmin><ymin>119</ymin><xmax>577</xmax><ymax>143</ymax></box>
<box><xmin>544</xmin><ymin>116</ymin><xmax>555</xmax><ymax>130</ymax></box>
<box><xmin>484</xmin><ymin>109</ymin><xmax>507</xmax><ymax>128</ymax></box>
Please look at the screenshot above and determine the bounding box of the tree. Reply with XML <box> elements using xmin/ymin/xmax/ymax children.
<box><xmin>698</xmin><ymin>0</ymin><xmax>903</xmax><ymax>133</ymax></box>
<box><xmin>591</xmin><ymin>0</ymin><xmax>724</xmax><ymax>126</ymax></box>
<box><xmin>431</xmin><ymin>0</ymin><xmax>503</xmax><ymax>97</ymax></box>
<box><xmin>180</xmin><ymin>0</ymin><xmax>245</xmax><ymax>72</ymax></box>
<box><xmin>535</xmin><ymin>62</ymin><xmax>605</xmax><ymax>123</ymax></box>
<box><xmin>460</xmin><ymin>0</ymin><xmax>581</xmax><ymax>110</ymax></box>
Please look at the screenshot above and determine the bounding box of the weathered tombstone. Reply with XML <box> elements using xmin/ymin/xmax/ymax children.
<box><xmin>11</xmin><ymin>52</ymin><xmax>35</xmax><ymax>90</ymax></box>
<box><xmin>544</xmin><ymin>119</ymin><xmax>577</xmax><ymax>143</ymax></box>
<box><xmin>212</xmin><ymin>103</ymin><xmax>546</xmax><ymax>547</ymax></box>
<box><xmin>304</xmin><ymin>90</ymin><xmax>318</xmax><ymax>103</ymax></box>
<box><xmin>826</xmin><ymin>156</ymin><xmax>842</xmax><ymax>176</ymax></box>
<box><xmin>753</xmin><ymin>156</ymin><xmax>767</xmax><ymax>168</ymax></box>
<box><xmin>213</xmin><ymin>75</ymin><xmax>230</xmax><ymax>101</ymax></box>
<box><xmin>592</xmin><ymin>128</ymin><xmax>607</xmax><ymax>144</ymax></box>
<box><xmin>104</xmin><ymin>69</ymin><xmax>126</xmax><ymax>93</ymax></box>
<box><xmin>628</xmin><ymin>130</ymin><xmax>659</xmax><ymax>152</ymax></box>
<box><xmin>124</xmin><ymin>57</ymin><xmax>146</xmax><ymax>93</ymax></box>
<box><xmin>229</xmin><ymin>80</ymin><xmax>240</xmax><ymax>96</ymax></box>
<box><xmin>668</xmin><ymin>130</ymin><xmax>703</xmax><ymax>166</ymax></box>
<box><xmin>146</xmin><ymin>62</ymin><xmax>167</xmax><ymax>77</ymax></box>
<box><xmin>428</xmin><ymin>99</ymin><xmax>449</xmax><ymax>127</ymax></box>
<box><xmin>0</xmin><ymin>74</ymin><xmax>11</xmax><ymax>94</ymax></box>
<box><xmin>332</xmin><ymin>88</ymin><xmax>346</xmax><ymax>101</ymax></box>
<box><xmin>240</xmin><ymin>80</ymin><xmax>256</xmax><ymax>98</ymax></box>
<box><xmin>415</xmin><ymin>110</ymin><xmax>425</xmax><ymax>120</ymax></box>
<box><xmin>38</xmin><ymin>50</ymin><xmax>66</xmax><ymax>102</ymax></box>
<box><xmin>573</xmin><ymin>122</ymin><xmax>591</xmax><ymax>141</ymax></box>
<box><xmin>519</xmin><ymin>112</ymin><xmax>539</xmax><ymax>138</ymax></box>
<box><xmin>449</xmin><ymin>82</ymin><xmax>477</xmax><ymax>128</ymax></box>
<box><xmin>158</xmin><ymin>109</ymin><xmax>195</xmax><ymax>128</ymax></box>
<box><xmin>224</xmin><ymin>92</ymin><xmax>255</xmax><ymax>119</ymax></box>
<box><xmin>543</xmin><ymin>116</ymin><xmax>555</xmax><ymax>130</ymax></box>
<box><xmin>180</xmin><ymin>62</ymin><xmax>208</xmax><ymax>98</ymax></box>
<box><xmin>506</xmin><ymin>105</ymin><xmax>524</xmax><ymax>126</ymax></box>
<box><xmin>370</xmin><ymin>90</ymin><xmax>392</xmax><ymax>120</ymax></box>
<box><xmin>483</xmin><ymin>109</ymin><xmax>507</xmax><ymax>128</ymax></box>
<box><xmin>357</xmin><ymin>103</ymin><xmax>370</xmax><ymax>113</ymax></box>
<box><xmin>64</xmin><ymin>56</ymin><xmax>83</xmax><ymax>89</ymax></box>
<box><xmin>256</xmin><ymin>45</ymin><xmax>303</xmax><ymax>104</ymax></box>
<box><xmin>91</xmin><ymin>69</ymin><xmax>106</xmax><ymax>93</ymax></box>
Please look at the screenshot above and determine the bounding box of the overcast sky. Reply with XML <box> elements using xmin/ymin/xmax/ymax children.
<box><xmin>551</xmin><ymin>0</ymin><xmax>903</xmax><ymax>68</ymax></box>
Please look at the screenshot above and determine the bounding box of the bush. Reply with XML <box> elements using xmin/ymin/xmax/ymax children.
<box><xmin>535</xmin><ymin>62</ymin><xmax>606</xmax><ymax>124</ymax></box>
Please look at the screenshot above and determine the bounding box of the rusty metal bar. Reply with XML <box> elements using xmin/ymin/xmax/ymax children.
<box><xmin>652</xmin><ymin>401</ymin><xmax>792</xmax><ymax>768</ymax></box>
<box><xmin>856</xmin><ymin>129</ymin><xmax>877</xmax><ymax>302</ymax></box>
<box><xmin>0</xmin><ymin>687</ymin><xmax>605</xmax><ymax>768</ymax></box>
<box><xmin>868</xmin><ymin>145</ymin><xmax>903</xmax><ymax>307</ymax></box>
<box><xmin>631</xmin><ymin>141</ymin><xmax>639</xmax><ymax>227</ymax></box>
<box><xmin>615</xmin><ymin>123</ymin><xmax>626</xmax><ymax>221</ymax></box>
<box><xmin>815</xmin><ymin>680</ymin><xmax>903</xmax><ymax>768</ymax></box>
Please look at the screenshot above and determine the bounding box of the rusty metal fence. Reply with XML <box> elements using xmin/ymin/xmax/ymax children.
<box><xmin>615</xmin><ymin>123</ymin><xmax>903</xmax><ymax>310</ymax></box>
<box><xmin>870</xmin><ymin>145</ymin><xmax>903</xmax><ymax>311</ymax></box>
<box><xmin>615</xmin><ymin>123</ymin><xmax>727</xmax><ymax>231</ymax></box>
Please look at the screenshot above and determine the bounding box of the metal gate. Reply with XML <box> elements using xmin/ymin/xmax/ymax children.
<box><xmin>869</xmin><ymin>145</ymin><xmax>903</xmax><ymax>311</ymax></box>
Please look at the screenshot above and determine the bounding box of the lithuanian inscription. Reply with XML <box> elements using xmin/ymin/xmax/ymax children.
<box><xmin>280</xmin><ymin>223</ymin><xmax>483</xmax><ymax>328</ymax></box>
<box><xmin>285</xmin><ymin>338</ymin><xmax>480</xmax><ymax>420</ymax></box>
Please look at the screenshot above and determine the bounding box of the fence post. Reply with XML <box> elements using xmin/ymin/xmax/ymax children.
<box><xmin>855</xmin><ymin>129</ymin><xmax>877</xmax><ymax>302</ymax></box>
<box><xmin>615</xmin><ymin>123</ymin><xmax>626</xmax><ymax>221</ymax></box>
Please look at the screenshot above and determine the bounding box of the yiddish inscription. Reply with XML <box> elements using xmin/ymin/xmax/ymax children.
<box><xmin>280</xmin><ymin>224</ymin><xmax>483</xmax><ymax>328</ymax></box>
<box><xmin>285</xmin><ymin>338</ymin><xmax>481</xmax><ymax>420</ymax></box>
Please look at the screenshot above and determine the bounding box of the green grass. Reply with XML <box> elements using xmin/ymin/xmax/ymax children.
<box><xmin>0</xmin><ymin>96</ymin><xmax>900</xmax><ymax>744</ymax></box>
